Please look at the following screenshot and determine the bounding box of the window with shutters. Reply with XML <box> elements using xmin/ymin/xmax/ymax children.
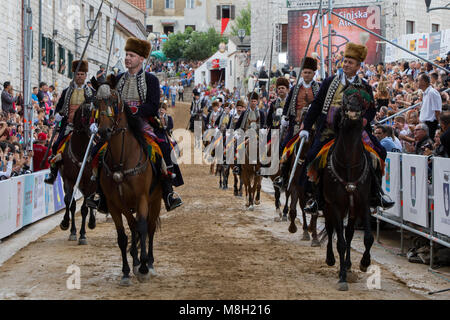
<box><xmin>406</xmin><ymin>20</ymin><xmax>415</xmax><ymax>34</ymax></box>
<box><xmin>186</xmin><ymin>0</ymin><xmax>194</xmax><ymax>9</ymax></box>
<box><xmin>98</xmin><ymin>13</ymin><xmax>102</xmax><ymax>47</ymax></box>
<box><xmin>217</xmin><ymin>5</ymin><xmax>235</xmax><ymax>20</ymax></box>
<box><xmin>47</xmin><ymin>38</ymin><xmax>55</xmax><ymax>69</ymax></box>
<box><xmin>58</xmin><ymin>45</ymin><xmax>66</xmax><ymax>75</ymax></box>
<box><xmin>432</xmin><ymin>24</ymin><xmax>439</xmax><ymax>32</ymax></box>
<box><xmin>7</xmin><ymin>39</ymin><xmax>13</xmax><ymax>75</ymax></box>
<box><xmin>68</xmin><ymin>51</ymin><xmax>74</xmax><ymax>79</ymax></box>
<box><xmin>165</xmin><ymin>0</ymin><xmax>174</xmax><ymax>9</ymax></box>
<box><xmin>146</xmin><ymin>0</ymin><xmax>153</xmax><ymax>9</ymax></box>
<box><xmin>106</xmin><ymin>16</ymin><xmax>110</xmax><ymax>48</ymax></box>
<box><xmin>282</xmin><ymin>24</ymin><xmax>288</xmax><ymax>52</ymax></box>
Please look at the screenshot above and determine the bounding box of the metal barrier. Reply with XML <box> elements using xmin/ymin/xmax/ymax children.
<box><xmin>375</xmin><ymin>152</ymin><xmax>450</xmax><ymax>270</ymax></box>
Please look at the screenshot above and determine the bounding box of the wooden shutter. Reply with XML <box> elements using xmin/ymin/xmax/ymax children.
<box><xmin>216</xmin><ymin>5</ymin><xmax>221</xmax><ymax>20</ymax></box>
<box><xmin>231</xmin><ymin>5</ymin><xmax>235</xmax><ymax>20</ymax></box>
<box><xmin>68</xmin><ymin>51</ymin><xmax>74</xmax><ymax>78</ymax></box>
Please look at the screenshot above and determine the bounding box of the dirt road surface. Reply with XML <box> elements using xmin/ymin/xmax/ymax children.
<box><xmin>0</xmin><ymin>102</ymin><xmax>435</xmax><ymax>300</ymax></box>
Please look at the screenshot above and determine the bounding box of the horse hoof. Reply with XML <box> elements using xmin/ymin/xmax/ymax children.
<box><xmin>248</xmin><ymin>205</ymin><xmax>254</xmax><ymax>211</ymax></box>
<box><xmin>311</xmin><ymin>239</ymin><xmax>321</xmax><ymax>247</ymax></box>
<box><xmin>337</xmin><ymin>282</ymin><xmax>349</xmax><ymax>291</ymax></box>
<box><xmin>133</xmin><ymin>266</ymin><xmax>140</xmax><ymax>276</ymax></box>
<box><xmin>60</xmin><ymin>220</ymin><xmax>70</xmax><ymax>231</ymax></box>
<box><xmin>68</xmin><ymin>234</ymin><xmax>77</xmax><ymax>241</ymax></box>
<box><xmin>78</xmin><ymin>238</ymin><xmax>88</xmax><ymax>245</ymax></box>
<box><xmin>88</xmin><ymin>221</ymin><xmax>96</xmax><ymax>230</ymax></box>
<box><xmin>136</xmin><ymin>271</ymin><xmax>150</xmax><ymax>283</ymax></box>
<box><xmin>288</xmin><ymin>223</ymin><xmax>297</xmax><ymax>234</ymax></box>
<box><xmin>274</xmin><ymin>216</ymin><xmax>282</xmax><ymax>222</ymax></box>
<box><xmin>282</xmin><ymin>216</ymin><xmax>288</xmax><ymax>222</ymax></box>
<box><xmin>255</xmin><ymin>200</ymin><xmax>260</xmax><ymax>205</ymax></box>
<box><xmin>119</xmin><ymin>277</ymin><xmax>131</xmax><ymax>287</ymax></box>
<box><xmin>326</xmin><ymin>257</ymin><xmax>336</xmax><ymax>267</ymax></box>
<box><xmin>301</xmin><ymin>232</ymin><xmax>311</xmax><ymax>241</ymax></box>
<box><xmin>360</xmin><ymin>263</ymin><xmax>369</xmax><ymax>273</ymax></box>
<box><xmin>149</xmin><ymin>267</ymin><xmax>157</xmax><ymax>277</ymax></box>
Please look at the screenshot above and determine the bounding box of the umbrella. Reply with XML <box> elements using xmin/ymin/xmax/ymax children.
<box><xmin>151</xmin><ymin>50</ymin><xmax>167</xmax><ymax>62</ymax></box>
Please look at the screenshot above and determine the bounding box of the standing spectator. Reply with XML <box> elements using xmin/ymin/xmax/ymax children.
<box><xmin>418</xmin><ymin>73</ymin><xmax>442</xmax><ymax>139</ymax></box>
<box><xmin>96</xmin><ymin>65</ymin><xmax>106</xmax><ymax>83</ymax></box>
<box><xmin>2</xmin><ymin>82</ymin><xmax>17</xmax><ymax>114</ymax></box>
<box><xmin>37</xmin><ymin>82</ymin><xmax>48</xmax><ymax>108</ymax></box>
<box><xmin>169</xmin><ymin>82</ymin><xmax>177</xmax><ymax>107</ymax></box>
<box><xmin>177</xmin><ymin>82</ymin><xmax>184</xmax><ymax>102</ymax></box>
<box><xmin>33</xmin><ymin>132</ymin><xmax>49</xmax><ymax>171</ymax></box>
<box><xmin>31</xmin><ymin>87</ymin><xmax>39</xmax><ymax>103</ymax></box>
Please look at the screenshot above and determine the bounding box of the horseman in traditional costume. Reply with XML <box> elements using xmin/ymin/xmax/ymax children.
<box><xmin>273</xmin><ymin>57</ymin><xmax>320</xmax><ymax>189</ymax></box>
<box><xmin>232</xmin><ymin>92</ymin><xmax>265</xmax><ymax>175</ymax></box>
<box><xmin>88</xmin><ymin>37</ymin><xmax>183</xmax><ymax>212</ymax></box>
<box><xmin>298</xmin><ymin>42</ymin><xmax>394</xmax><ymax>213</ymax></box>
<box><xmin>189</xmin><ymin>89</ymin><xmax>202</xmax><ymax>132</ymax></box>
<box><xmin>206</xmin><ymin>100</ymin><xmax>223</xmax><ymax>129</ymax></box>
<box><xmin>44</xmin><ymin>60</ymin><xmax>95</xmax><ymax>185</ymax></box>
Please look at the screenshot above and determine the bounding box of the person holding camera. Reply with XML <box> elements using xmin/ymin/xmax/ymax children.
<box><xmin>0</xmin><ymin>146</ymin><xmax>13</xmax><ymax>180</ymax></box>
<box><xmin>2</xmin><ymin>82</ymin><xmax>17</xmax><ymax>114</ymax></box>
<box><xmin>414</xmin><ymin>123</ymin><xmax>434</xmax><ymax>155</ymax></box>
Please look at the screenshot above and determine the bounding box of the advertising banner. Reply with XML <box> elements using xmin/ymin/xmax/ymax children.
<box><xmin>382</xmin><ymin>152</ymin><xmax>401</xmax><ymax>217</ymax></box>
<box><xmin>433</xmin><ymin>157</ymin><xmax>450</xmax><ymax>237</ymax></box>
<box><xmin>402</xmin><ymin>155</ymin><xmax>429</xmax><ymax>228</ymax></box>
<box><xmin>429</xmin><ymin>31</ymin><xmax>441</xmax><ymax>60</ymax></box>
<box><xmin>10</xmin><ymin>176</ymin><xmax>25</xmax><ymax>232</ymax></box>
<box><xmin>0</xmin><ymin>180</ymin><xmax>13</xmax><ymax>239</ymax></box>
<box><xmin>53</xmin><ymin>172</ymin><xmax>65</xmax><ymax>212</ymax></box>
<box><xmin>288</xmin><ymin>6</ymin><xmax>382</xmax><ymax>67</ymax></box>
<box><xmin>32</xmin><ymin>172</ymin><xmax>46</xmax><ymax>223</ymax></box>
<box><xmin>22</xmin><ymin>175</ymin><xmax>34</xmax><ymax>227</ymax></box>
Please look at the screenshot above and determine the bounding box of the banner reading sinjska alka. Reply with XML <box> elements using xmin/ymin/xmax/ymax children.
<box><xmin>288</xmin><ymin>6</ymin><xmax>382</xmax><ymax>67</ymax></box>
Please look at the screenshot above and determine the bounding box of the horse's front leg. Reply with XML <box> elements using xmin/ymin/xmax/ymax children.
<box><xmin>345</xmin><ymin>217</ymin><xmax>356</xmax><ymax>270</ymax></box>
<box><xmin>324</xmin><ymin>205</ymin><xmax>335</xmax><ymax>267</ymax></box>
<box><xmin>254</xmin><ymin>176</ymin><xmax>261</xmax><ymax>205</ymax></box>
<box><xmin>288</xmin><ymin>189</ymin><xmax>298</xmax><ymax>233</ymax></box>
<box><xmin>274</xmin><ymin>182</ymin><xmax>282</xmax><ymax>221</ymax></box>
<box><xmin>60</xmin><ymin>193</ymin><xmax>71</xmax><ymax>231</ymax></box>
<box><xmin>88</xmin><ymin>206</ymin><xmax>96</xmax><ymax>230</ymax></box>
<box><xmin>110</xmin><ymin>210</ymin><xmax>131</xmax><ymax>287</ymax></box>
<box><xmin>360</xmin><ymin>206</ymin><xmax>374</xmax><ymax>272</ymax></box>
<box><xmin>334</xmin><ymin>210</ymin><xmax>348</xmax><ymax>291</ymax></box>
<box><xmin>136</xmin><ymin>196</ymin><xmax>150</xmax><ymax>283</ymax></box>
<box><xmin>283</xmin><ymin>192</ymin><xmax>290</xmax><ymax>221</ymax></box>
<box><xmin>78</xmin><ymin>199</ymin><xmax>89</xmax><ymax>245</ymax></box>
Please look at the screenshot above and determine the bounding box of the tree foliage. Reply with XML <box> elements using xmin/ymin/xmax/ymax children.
<box><xmin>162</xmin><ymin>27</ymin><xmax>227</xmax><ymax>61</ymax></box>
<box><xmin>231</xmin><ymin>2</ymin><xmax>251</xmax><ymax>37</ymax></box>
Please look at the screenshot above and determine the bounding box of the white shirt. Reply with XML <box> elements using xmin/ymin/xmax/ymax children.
<box><xmin>341</xmin><ymin>73</ymin><xmax>357</xmax><ymax>86</ymax></box>
<box><xmin>419</xmin><ymin>85</ymin><xmax>442</xmax><ymax>122</ymax></box>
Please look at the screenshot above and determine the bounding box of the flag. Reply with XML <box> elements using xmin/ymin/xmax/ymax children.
<box><xmin>221</xmin><ymin>18</ymin><xmax>230</xmax><ymax>35</ymax></box>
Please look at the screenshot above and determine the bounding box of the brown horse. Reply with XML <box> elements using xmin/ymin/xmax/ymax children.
<box><xmin>95</xmin><ymin>82</ymin><xmax>162</xmax><ymax>286</ymax></box>
<box><xmin>321</xmin><ymin>88</ymin><xmax>374</xmax><ymax>291</ymax></box>
<box><xmin>58</xmin><ymin>103</ymin><xmax>96</xmax><ymax>245</ymax></box>
<box><xmin>241</xmin><ymin>135</ymin><xmax>262</xmax><ymax>210</ymax></box>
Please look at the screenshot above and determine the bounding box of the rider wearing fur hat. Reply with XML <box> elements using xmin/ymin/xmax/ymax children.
<box><xmin>298</xmin><ymin>42</ymin><xmax>394</xmax><ymax>213</ymax></box>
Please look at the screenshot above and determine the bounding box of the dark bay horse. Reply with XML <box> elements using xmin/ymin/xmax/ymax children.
<box><xmin>322</xmin><ymin>87</ymin><xmax>374</xmax><ymax>291</ymax></box>
<box><xmin>95</xmin><ymin>82</ymin><xmax>162</xmax><ymax>286</ymax></box>
<box><xmin>58</xmin><ymin>103</ymin><xmax>96</xmax><ymax>245</ymax></box>
<box><xmin>285</xmin><ymin>135</ymin><xmax>320</xmax><ymax>247</ymax></box>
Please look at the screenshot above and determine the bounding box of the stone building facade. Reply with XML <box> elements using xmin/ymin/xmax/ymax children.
<box><xmin>0</xmin><ymin>0</ymin><xmax>145</xmax><ymax>96</ymax></box>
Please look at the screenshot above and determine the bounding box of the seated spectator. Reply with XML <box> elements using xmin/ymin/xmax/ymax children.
<box><xmin>374</xmin><ymin>125</ymin><xmax>400</xmax><ymax>152</ymax></box>
<box><xmin>438</xmin><ymin>111</ymin><xmax>450</xmax><ymax>157</ymax></box>
<box><xmin>414</xmin><ymin>123</ymin><xmax>434</xmax><ymax>155</ymax></box>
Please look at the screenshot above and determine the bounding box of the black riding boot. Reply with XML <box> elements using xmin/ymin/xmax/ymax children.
<box><xmin>273</xmin><ymin>162</ymin><xmax>289</xmax><ymax>190</ymax></box>
<box><xmin>370</xmin><ymin>166</ymin><xmax>395</xmax><ymax>210</ymax></box>
<box><xmin>44</xmin><ymin>163</ymin><xmax>59</xmax><ymax>185</ymax></box>
<box><xmin>86</xmin><ymin>177</ymin><xmax>108</xmax><ymax>214</ymax></box>
<box><xmin>161</xmin><ymin>177</ymin><xmax>183</xmax><ymax>212</ymax></box>
<box><xmin>304</xmin><ymin>178</ymin><xmax>324</xmax><ymax>214</ymax></box>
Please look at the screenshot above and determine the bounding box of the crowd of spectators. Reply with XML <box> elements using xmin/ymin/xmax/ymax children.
<box><xmin>0</xmin><ymin>80</ymin><xmax>55</xmax><ymax>180</ymax></box>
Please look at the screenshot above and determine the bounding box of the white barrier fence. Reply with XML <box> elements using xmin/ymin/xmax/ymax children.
<box><xmin>0</xmin><ymin>170</ymin><xmax>81</xmax><ymax>240</ymax></box>
<box><xmin>377</xmin><ymin>153</ymin><xmax>450</xmax><ymax>266</ymax></box>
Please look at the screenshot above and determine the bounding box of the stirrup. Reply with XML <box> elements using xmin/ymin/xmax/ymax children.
<box><xmin>166</xmin><ymin>192</ymin><xmax>183</xmax><ymax>211</ymax></box>
<box><xmin>304</xmin><ymin>199</ymin><xmax>318</xmax><ymax>214</ymax></box>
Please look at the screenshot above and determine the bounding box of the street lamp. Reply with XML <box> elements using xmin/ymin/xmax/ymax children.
<box><xmin>76</xmin><ymin>19</ymin><xmax>98</xmax><ymax>40</ymax></box>
<box><xmin>238</xmin><ymin>29</ymin><xmax>246</xmax><ymax>43</ymax></box>
<box><xmin>425</xmin><ymin>0</ymin><xmax>450</xmax><ymax>12</ymax></box>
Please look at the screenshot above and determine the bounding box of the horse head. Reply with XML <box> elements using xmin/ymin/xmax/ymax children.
<box><xmin>93</xmin><ymin>76</ymin><xmax>123</xmax><ymax>142</ymax></box>
<box><xmin>340</xmin><ymin>85</ymin><xmax>369</xmax><ymax>130</ymax></box>
<box><xmin>72</xmin><ymin>102</ymin><xmax>93</xmax><ymax>136</ymax></box>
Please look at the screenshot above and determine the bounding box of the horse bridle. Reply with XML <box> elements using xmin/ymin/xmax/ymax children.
<box><xmin>95</xmin><ymin>89</ymin><xmax>148</xmax><ymax>192</ymax></box>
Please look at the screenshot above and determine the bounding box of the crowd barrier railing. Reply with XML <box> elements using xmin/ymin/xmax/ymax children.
<box><xmin>0</xmin><ymin>170</ymin><xmax>81</xmax><ymax>240</ymax></box>
<box><xmin>376</xmin><ymin>152</ymin><xmax>450</xmax><ymax>268</ymax></box>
